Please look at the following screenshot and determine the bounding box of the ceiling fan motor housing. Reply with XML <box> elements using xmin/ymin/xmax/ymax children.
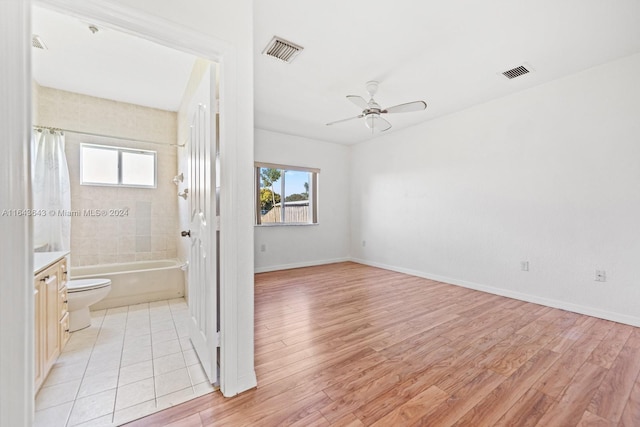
<box><xmin>365</xmin><ymin>80</ymin><xmax>379</xmax><ymax>97</ymax></box>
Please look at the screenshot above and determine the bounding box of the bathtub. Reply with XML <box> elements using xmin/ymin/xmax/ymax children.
<box><xmin>70</xmin><ymin>259</ymin><xmax>185</xmax><ymax>310</ymax></box>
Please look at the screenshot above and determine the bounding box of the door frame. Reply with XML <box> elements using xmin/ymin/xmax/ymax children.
<box><xmin>32</xmin><ymin>0</ymin><xmax>248</xmax><ymax>397</ymax></box>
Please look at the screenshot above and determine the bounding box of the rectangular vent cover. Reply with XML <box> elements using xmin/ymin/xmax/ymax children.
<box><xmin>262</xmin><ymin>36</ymin><xmax>303</xmax><ymax>63</ymax></box>
<box><xmin>502</xmin><ymin>65</ymin><xmax>530</xmax><ymax>79</ymax></box>
<box><xmin>32</xmin><ymin>35</ymin><xmax>47</xmax><ymax>50</ymax></box>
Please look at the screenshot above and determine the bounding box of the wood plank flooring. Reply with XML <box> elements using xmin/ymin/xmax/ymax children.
<box><xmin>125</xmin><ymin>262</ymin><xmax>640</xmax><ymax>426</ymax></box>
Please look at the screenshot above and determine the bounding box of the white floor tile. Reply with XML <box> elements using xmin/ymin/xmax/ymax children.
<box><xmin>118</xmin><ymin>360</ymin><xmax>153</xmax><ymax>387</ymax></box>
<box><xmin>90</xmin><ymin>309</ymin><xmax>107</xmax><ymax>319</ymax></box>
<box><xmin>175</xmin><ymin>325</ymin><xmax>190</xmax><ymax>338</ymax></box>
<box><xmin>72</xmin><ymin>413</ymin><xmax>114</xmax><ymax>427</ymax></box>
<box><xmin>85</xmin><ymin>359</ymin><xmax>120</xmax><ymax>378</ymax></box>
<box><xmin>35</xmin><ymin>379</ymin><xmax>81</xmax><ymax>410</ymax></box>
<box><xmin>155</xmin><ymin>368</ymin><xmax>192</xmax><ymax>397</ymax></box>
<box><xmin>183</xmin><ymin>349</ymin><xmax>199</xmax><ymax>366</ymax></box>
<box><xmin>153</xmin><ymin>352</ymin><xmax>186</xmax><ymax>375</ymax></box>
<box><xmin>35</xmin><ymin>298</ymin><xmax>211</xmax><ymax>426</ymax></box>
<box><xmin>179</xmin><ymin>337</ymin><xmax>194</xmax><ymax>351</ymax></box>
<box><xmin>123</xmin><ymin>333</ymin><xmax>151</xmax><ymax>349</ymax></box>
<box><xmin>57</xmin><ymin>348</ymin><xmax>93</xmax><ymax>367</ymax></box>
<box><xmin>151</xmin><ymin>328</ymin><xmax>178</xmax><ymax>344</ymax></box>
<box><xmin>124</xmin><ymin>327</ymin><xmax>151</xmax><ymax>339</ymax></box>
<box><xmin>77</xmin><ymin>370</ymin><xmax>118</xmax><ymax>399</ymax></box>
<box><xmin>156</xmin><ymin>386</ymin><xmax>194</xmax><ymax>410</ymax></box>
<box><xmin>187</xmin><ymin>363</ymin><xmax>208</xmax><ymax>386</ymax></box>
<box><xmin>43</xmin><ymin>360</ymin><xmax>88</xmax><ymax>386</ymax></box>
<box><xmin>152</xmin><ymin>338</ymin><xmax>182</xmax><ymax>358</ymax></box>
<box><xmin>193</xmin><ymin>381</ymin><xmax>215</xmax><ymax>396</ymax></box>
<box><xmin>115</xmin><ymin>377</ymin><xmax>155</xmax><ymax>411</ymax></box>
<box><xmin>121</xmin><ymin>345</ymin><xmax>152</xmax><ymax>367</ymax></box>
<box><xmin>64</xmin><ymin>336</ymin><xmax>98</xmax><ymax>352</ymax></box>
<box><xmin>33</xmin><ymin>401</ymin><xmax>73</xmax><ymax>427</ymax></box>
<box><xmin>150</xmin><ymin>319</ymin><xmax>175</xmax><ymax>333</ymax></box>
<box><xmin>67</xmin><ymin>388</ymin><xmax>116</xmax><ymax>426</ymax></box>
<box><xmin>112</xmin><ymin>399</ymin><xmax>156</xmax><ymax>426</ymax></box>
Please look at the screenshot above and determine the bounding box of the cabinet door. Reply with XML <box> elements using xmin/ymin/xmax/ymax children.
<box><xmin>59</xmin><ymin>312</ymin><xmax>70</xmax><ymax>349</ymax></box>
<box><xmin>43</xmin><ymin>270</ymin><xmax>60</xmax><ymax>373</ymax></box>
<box><xmin>59</xmin><ymin>258</ymin><xmax>68</xmax><ymax>289</ymax></box>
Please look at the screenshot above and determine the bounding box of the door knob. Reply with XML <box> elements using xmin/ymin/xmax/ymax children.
<box><xmin>181</xmin><ymin>230</ymin><xmax>191</xmax><ymax>237</ymax></box>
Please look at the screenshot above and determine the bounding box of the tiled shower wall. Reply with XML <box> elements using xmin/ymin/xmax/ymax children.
<box><xmin>35</xmin><ymin>85</ymin><xmax>179</xmax><ymax>267</ymax></box>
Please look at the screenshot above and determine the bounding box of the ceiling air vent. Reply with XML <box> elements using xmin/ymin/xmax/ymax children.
<box><xmin>502</xmin><ymin>65</ymin><xmax>530</xmax><ymax>79</ymax></box>
<box><xmin>262</xmin><ymin>36</ymin><xmax>303</xmax><ymax>63</ymax></box>
<box><xmin>32</xmin><ymin>35</ymin><xmax>48</xmax><ymax>50</ymax></box>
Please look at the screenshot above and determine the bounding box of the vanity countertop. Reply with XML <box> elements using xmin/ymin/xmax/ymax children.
<box><xmin>34</xmin><ymin>251</ymin><xmax>69</xmax><ymax>275</ymax></box>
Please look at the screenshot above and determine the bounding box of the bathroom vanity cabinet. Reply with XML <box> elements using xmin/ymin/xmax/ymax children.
<box><xmin>34</xmin><ymin>252</ymin><xmax>70</xmax><ymax>392</ymax></box>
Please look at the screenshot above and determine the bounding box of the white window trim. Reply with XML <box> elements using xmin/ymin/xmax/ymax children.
<box><xmin>255</xmin><ymin>162</ymin><xmax>319</xmax><ymax>226</ymax></box>
<box><xmin>80</xmin><ymin>143</ymin><xmax>157</xmax><ymax>188</ymax></box>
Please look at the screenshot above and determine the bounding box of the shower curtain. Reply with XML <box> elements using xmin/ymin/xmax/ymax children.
<box><xmin>32</xmin><ymin>129</ymin><xmax>71</xmax><ymax>252</ymax></box>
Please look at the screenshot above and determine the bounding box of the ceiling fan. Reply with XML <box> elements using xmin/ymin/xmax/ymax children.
<box><xmin>326</xmin><ymin>80</ymin><xmax>427</xmax><ymax>132</ymax></box>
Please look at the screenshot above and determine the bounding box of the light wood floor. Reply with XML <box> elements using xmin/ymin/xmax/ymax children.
<box><xmin>126</xmin><ymin>262</ymin><xmax>640</xmax><ymax>426</ymax></box>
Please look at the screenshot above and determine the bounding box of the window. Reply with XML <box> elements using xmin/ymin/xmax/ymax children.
<box><xmin>255</xmin><ymin>162</ymin><xmax>319</xmax><ymax>225</ymax></box>
<box><xmin>81</xmin><ymin>144</ymin><xmax>156</xmax><ymax>188</ymax></box>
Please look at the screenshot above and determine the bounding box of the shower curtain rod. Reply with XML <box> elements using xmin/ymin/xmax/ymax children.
<box><xmin>33</xmin><ymin>125</ymin><xmax>185</xmax><ymax>148</ymax></box>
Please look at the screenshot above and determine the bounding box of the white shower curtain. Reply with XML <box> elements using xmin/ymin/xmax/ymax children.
<box><xmin>32</xmin><ymin>129</ymin><xmax>71</xmax><ymax>252</ymax></box>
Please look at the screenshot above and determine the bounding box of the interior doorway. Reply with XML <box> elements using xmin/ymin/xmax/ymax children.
<box><xmin>31</xmin><ymin>2</ymin><xmax>228</xmax><ymax>424</ymax></box>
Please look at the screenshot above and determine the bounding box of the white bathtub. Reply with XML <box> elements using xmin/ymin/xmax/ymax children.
<box><xmin>70</xmin><ymin>259</ymin><xmax>185</xmax><ymax>310</ymax></box>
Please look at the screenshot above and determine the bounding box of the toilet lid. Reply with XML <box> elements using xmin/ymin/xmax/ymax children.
<box><xmin>67</xmin><ymin>278</ymin><xmax>111</xmax><ymax>292</ymax></box>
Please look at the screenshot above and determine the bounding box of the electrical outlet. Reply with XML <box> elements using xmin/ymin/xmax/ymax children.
<box><xmin>520</xmin><ymin>261</ymin><xmax>529</xmax><ymax>272</ymax></box>
<box><xmin>595</xmin><ymin>270</ymin><xmax>606</xmax><ymax>282</ymax></box>
<box><xmin>260</xmin><ymin>244</ymin><xmax>266</xmax><ymax>252</ymax></box>
<box><xmin>362</xmin><ymin>240</ymin><xmax>366</xmax><ymax>247</ymax></box>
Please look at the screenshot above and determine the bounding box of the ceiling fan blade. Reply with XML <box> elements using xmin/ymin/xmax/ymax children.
<box><xmin>346</xmin><ymin>95</ymin><xmax>369</xmax><ymax>110</ymax></box>
<box><xmin>326</xmin><ymin>114</ymin><xmax>364</xmax><ymax>126</ymax></box>
<box><xmin>382</xmin><ymin>101</ymin><xmax>427</xmax><ymax>114</ymax></box>
<box><xmin>375</xmin><ymin>116</ymin><xmax>392</xmax><ymax>131</ymax></box>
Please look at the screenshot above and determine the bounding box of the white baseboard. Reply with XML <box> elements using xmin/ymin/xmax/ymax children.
<box><xmin>254</xmin><ymin>257</ymin><xmax>351</xmax><ymax>274</ymax></box>
<box><xmin>350</xmin><ymin>257</ymin><xmax>640</xmax><ymax>328</ymax></box>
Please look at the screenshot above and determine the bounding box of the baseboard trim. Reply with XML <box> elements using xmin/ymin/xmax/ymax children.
<box><xmin>254</xmin><ymin>257</ymin><xmax>351</xmax><ymax>274</ymax></box>
<box><xmin>350</xmin><ymin>258</ymin><xmax>640</xmax><ymax>328</ymax></box>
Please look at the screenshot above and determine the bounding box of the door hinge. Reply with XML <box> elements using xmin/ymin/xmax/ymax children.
<box><xmin>216</xmin><ymin>216</ymin><xmax>221</xmax><ymax>231</ymax></box>
<box><xmin>215</xmin><ymin>331</ymin><xmax>221</xmax><ymax>347</ymax></box>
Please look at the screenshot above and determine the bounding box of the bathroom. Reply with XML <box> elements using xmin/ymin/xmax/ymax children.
<box><xmin>31</xmin><ymin>6</ymin><xmax>217</xmax><ymax>426</ymax></box>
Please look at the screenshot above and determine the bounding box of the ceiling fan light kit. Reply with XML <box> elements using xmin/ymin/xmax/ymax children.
<box><xmin>326</xmin><ymin>80</ymin><xmax>427</xmax><ymax>133</ymax></box>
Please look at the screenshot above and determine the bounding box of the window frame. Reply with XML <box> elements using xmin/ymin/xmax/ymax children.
<box><xmin>80</xmin><ymin>143</ymin><xmax>157</xmax><ymax>189</ymax></box>
<box><xmin>255</xmin><ymin>162</ymin><xmax>319</xmax><ymax>226</ymax></box>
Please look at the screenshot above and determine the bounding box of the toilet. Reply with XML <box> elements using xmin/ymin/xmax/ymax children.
<box><xmin>67</xmin><ymin>278</ymin><xmax>112</xmax><ymax>332</ymax></box>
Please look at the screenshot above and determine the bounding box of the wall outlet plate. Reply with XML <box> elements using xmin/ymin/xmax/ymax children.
<box><xmin>595</xmin><ymin>270</ymin><xmax>606</xmax><ymax>282</ymax></box>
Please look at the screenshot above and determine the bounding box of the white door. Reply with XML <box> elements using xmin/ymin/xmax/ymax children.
<box><xmin>186</xmin><ymin>65</ymin><xmax>218</xmax><ymax>384</ymax></box>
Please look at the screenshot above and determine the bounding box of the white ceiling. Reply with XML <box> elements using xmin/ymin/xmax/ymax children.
<box><xmin>33</xmin><ymin>2</ymin><xmax>640</xmax><ymax>143</ymax></box>
<box><xmin>32</xmin><ymin>6</ymin><xmax>197</xmax><ymax>112</ymax></box>
<box><xmin>254</xmin><ymin>0</ymin><xmax>640</xmax><ymax>144</ymax></box>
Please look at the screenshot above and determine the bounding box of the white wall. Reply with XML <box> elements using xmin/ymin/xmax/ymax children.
<box><xmin>36</xmin><ymin>85</ymin><xmax>179</xmax><ymax>267</ymax></box>
<box><xmin>254</xmin><ymin>129</ymin><xmax>350</xmax><ymax>272</ymax></box>
<box><xmin>350</xmin><ymin>52</ymin><xmax>640</xmax><ymax>326</ymax></box>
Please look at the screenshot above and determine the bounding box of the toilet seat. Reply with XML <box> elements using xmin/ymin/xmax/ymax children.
<box><xmin>67</xmin><ymin>278</ymin><xmax>111</xmax><ymax>293</ymax></box>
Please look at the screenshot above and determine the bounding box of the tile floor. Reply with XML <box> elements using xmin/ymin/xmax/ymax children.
<box><xmin>34</xmin><ymin>299</ymin><xmax>216</xmax><ymax>427</ymax></box>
